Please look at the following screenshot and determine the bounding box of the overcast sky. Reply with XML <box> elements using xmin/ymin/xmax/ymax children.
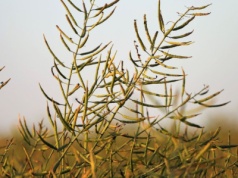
<box><xmin>0</xmin><ymin>0</ymin><xmax>238</xmax><ymax>134</ymax></box>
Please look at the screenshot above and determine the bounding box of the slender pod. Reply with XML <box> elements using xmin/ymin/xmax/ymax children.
<box><xmin>151</xmin><ymin>31</ymin><xmax>158</xmax><ymax>51</ymax></box>
<box><xmin>56</xmin><ymin>25</ymin><xmax>74</xmax><ymax>43</ymax></box>
<box><xmin>44</xmin><ymin>34</ymin><xmax>65</xmax><ymax>67</ymax></box>
<box><xmin>79</xmin><ymin>42</ymin><xmax>111</xmax><ymax>60</ymax></box>
<box><xmin>66</xmin><ymin>14</ymin><xmax>79</xmax><ymax>34</ymax></box>
<box><xmin>68</xmin><ymin>0</ymin><xmax>83</xmax><ymax>12</ymax></box>
<box><xmin>60</xmin><ymin>0</ymin><xmax>78</xmax><ymax>26</ymax></box>
<box><xmin>160</xmin><ymin>50</ymin><xmax>192</xmax><ymax>59</ymax></box>
<box><xmin>96</xmin><ymin>7</ymin><xmax>116</xmax><ymax>26</ymax></box>
<box><xmin>82</xmin><ymin>1</ymin><xmax>88</xmax><ymax>20</ymax></box>
<box><xmin>173</xmin><ymin>16</ymin><xmax>195</xmax><ymax>31</ymax></box>
<box><xmin>195</xmin><ymin>90</ymin><xmax>224</xmax><ymax>103</ymax></box>
<box><xmin>181</xmin><ymin>67</ymin><xmax>186</xmax><ymax>97</ymax></box>
<box><xmin>60</xmin><ymin>34</ymin><xmax>71</xmax><ymax>51</ymax></box>
<box><xmin>131</xmin><ymin>99</ymin><xmax>170</xmax><ymax>108</ymax></box>
<box><xmin>190</xmin><ymin>3</ymin><xmax>212</xmax><ymax>10</ymax></box>
<box><xmin>79</xmin><ymin>43</ymin><xmax>102</xmax><ymax>55</ymax></box>
<box><xmin>79</xmin><ymin>33</ymin><xmax>89</xmax><ymax>48</ymax></box>
<box><xmin>158</xmin><ymin>0</ymin><xmax>165</xmax><ymax>33</ymax></box>
<box><xmin>39</xmin><ymin>84</ymin><xmax>65</xmax><ymax>105</ymax></box>
<box><xmin>94</xmin><ymin>0</ymin><xmax>119</xmax><ymax>10</ymax></box>
<box><xmin>168</xmin><ymin>30</ymin><xmax>194</xmax><ymax>39</ymax></box>
<box><xmin>134</xmin><ymin>20</ymin><xmax>146</xmax><ymax>51</ymax></box>
<box><xmin>144</xmin><ymin>14</ymin><xmax>152</xmax><ymax>45</ymax></box>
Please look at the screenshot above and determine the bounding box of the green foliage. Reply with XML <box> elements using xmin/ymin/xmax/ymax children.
<box><xmin>1</xmin><ymin>0</ymin><xmax>237</xmax><ymax>177</ymax></box>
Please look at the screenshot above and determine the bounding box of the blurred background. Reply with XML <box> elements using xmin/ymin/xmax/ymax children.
<box><xmin>0</xmin><ymin>0</ymin><xmax>237</xmax><ymax>136</ymax></box>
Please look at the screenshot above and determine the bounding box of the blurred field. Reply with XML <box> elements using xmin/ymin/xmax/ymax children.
<box><xmin>1</xmin><ymin>116</ymin><xmax>238</xmax><ymax>177</ymax></box>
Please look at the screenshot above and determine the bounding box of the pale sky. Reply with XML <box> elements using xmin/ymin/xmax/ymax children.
<box><xmin>0</xmin><ymin>0</ymin><xmax>238</xmax><ymax>134</ymax></box>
